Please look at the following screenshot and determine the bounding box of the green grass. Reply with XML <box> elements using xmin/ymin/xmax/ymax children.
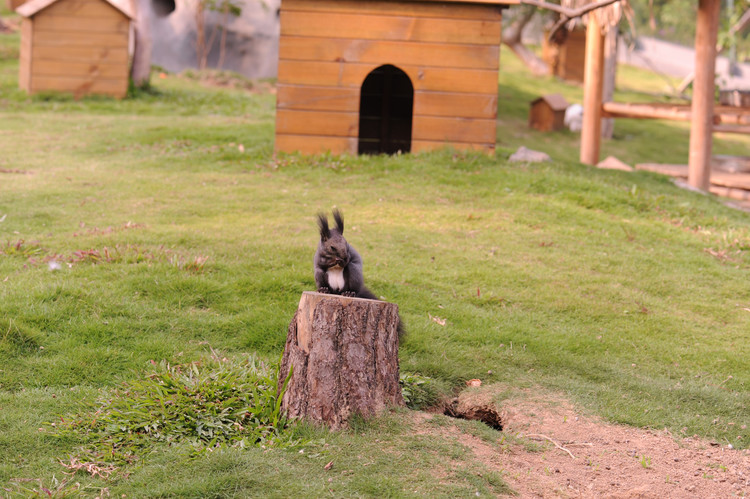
<box><xmin>2</xmin><ymin>27</ymin><xmax>750</xmax><ymax>496</ymax></box>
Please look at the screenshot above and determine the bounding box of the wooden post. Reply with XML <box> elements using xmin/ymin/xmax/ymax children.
<box><xmin>278</xmin><ymin>292</ymin><xmax>403</xmax><ymax>429</ymax></box>
<box><xmin>688</xmin><ymin>0</ymin><xmax>721</xmax><ymax>191</ymax></box>
<box><xmin>580</xmin><ymin>14</ymin><xmax>605</xmax><ymax>165</ymax></box>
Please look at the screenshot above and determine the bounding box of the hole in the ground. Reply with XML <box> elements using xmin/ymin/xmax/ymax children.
<box><xmin>444</xmin><ymin>399</ymin><xmax>503</xmax><ymax>431</ymax></box>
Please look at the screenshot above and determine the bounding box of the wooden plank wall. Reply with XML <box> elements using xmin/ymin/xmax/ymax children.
<box><xmin>18</xmin><ymin>18</ymin><xmax>32</xmax><ymax>92</ymax></box>
<box><xmin>275</xmin><ymin>0</ymin><xmax>503</xmax><ymax>154</ymax></box>
<box><xmin>26</xmin><ymin>0</ymin><xmax>130</xmax><ymax>98</ymax></box>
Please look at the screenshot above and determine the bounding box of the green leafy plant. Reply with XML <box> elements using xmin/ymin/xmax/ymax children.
<box><xmin>400</xmin><ymin>373</ymin><xmax>441</xmax><ymax>410</ymax></box>
<box><xmin>50</xmin><ymin>354</ymin><xmax>295</xmax><ymax>467</ymax></box>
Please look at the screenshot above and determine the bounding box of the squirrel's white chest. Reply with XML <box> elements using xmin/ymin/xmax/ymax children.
<box><xmin>327</xmin><ymin>268</ymin><xmax>345</xmax><ymax>291</ymax></box>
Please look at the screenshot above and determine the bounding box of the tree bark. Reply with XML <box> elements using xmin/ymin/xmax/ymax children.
<box><xmin>502</xmin><ymin>6</ymin><xmax>549</xmax><ymax>76</ymax></box>
<box><xmin>130</xmin><ymin>0</ymin><xmax>153</xmax><ymax>88</ymax></box>
<box><xmin>601</xmin><ymin>28</ymin><xmax>618</xmax><ymax>139</ymax></box>
<box><xmin>278</xmin><ymin>292</ymin><xmax>403</xmax><ymax>429</ymax></box>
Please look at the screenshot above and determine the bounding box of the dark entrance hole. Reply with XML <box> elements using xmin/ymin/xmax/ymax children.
<box><xmin>444</xmin><ymin>398</ymin><xmax>504</xmax><ymax>431</ymax></box>
<box><xmin>152</xmin><ymin>0</ymin><xmax>176</xmax><ymax>17</ymax></box>
<box><xmin>358</xmin><ymin>64</ymin><xmax>413</xmax><ymax>155</ymax></box>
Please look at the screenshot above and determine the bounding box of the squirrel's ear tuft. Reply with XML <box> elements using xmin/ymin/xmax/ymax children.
<box><xmin>332</xmin><ymin>209</ymin><xmax>344</xmax><ymax>234</ymax></box>
<box><xmin>317</xmin><ymin>213</ymin><xmax>330</xmax><ymax>241</ymax></box>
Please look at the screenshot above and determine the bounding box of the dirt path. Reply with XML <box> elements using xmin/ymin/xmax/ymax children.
<box><xmin>417</xmin><ymin>385</ymin><xmax>749</xmax><ymax>498</ymax></box>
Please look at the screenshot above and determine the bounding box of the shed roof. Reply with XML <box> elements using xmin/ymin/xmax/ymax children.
<box><xmin>532</xmin><ymin>93</ymin><xmax>569</xmax><ymax>111</ymax></box>
<box><xmin>16</xmin><ymin>0</ymin><xmax>134</xmax><ymax>19</ymax></box>
<box><xmin>334</xmin><ymin>0</ymin><xmax>520</xmax><ymax>4</ymax></box>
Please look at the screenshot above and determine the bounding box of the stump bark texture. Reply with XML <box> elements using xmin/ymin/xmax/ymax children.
<box><xmin>278</xmin><ymin>291</ymin><xmax>403</xmax><ymax>429</ymax></box>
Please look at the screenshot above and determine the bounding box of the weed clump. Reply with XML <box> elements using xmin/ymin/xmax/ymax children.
<box><xmin>400</xmin><ymin>373</ymin><xmax>442</xmax><ymax>410</ymax></box>
<box><xmin>50</xmin><ymin>354</ymin><xmax>295</xmax><ymax>469</ymax></box>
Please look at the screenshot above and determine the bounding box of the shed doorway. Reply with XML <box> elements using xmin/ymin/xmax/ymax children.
<box><xmin>358</xmin><ymin>65</ymin><xmax>414</xmax><ymax>155</ymax></box>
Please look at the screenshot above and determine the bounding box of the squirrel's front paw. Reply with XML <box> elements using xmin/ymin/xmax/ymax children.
<box><xmin>342</xmin><ymin>291</ymin><xmax>356</xmax><ymax>297</ymax></box>
<box><xmin>317</xmin><ymin>287</ymin><xmax>330</xmax><ymax>294</ymax></box>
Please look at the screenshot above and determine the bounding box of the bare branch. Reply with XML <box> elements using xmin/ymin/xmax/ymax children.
<box><xmin>520</xmin><ymin>0</ymin><xmax>622</xmax><ymax>39</ymax></box>
<box><xmin>522</xmin><ymin>0</ymin><xmax>621</xmax><ymax>19</ymax></box>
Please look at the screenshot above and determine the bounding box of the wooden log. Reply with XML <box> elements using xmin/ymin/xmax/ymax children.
<box><xmin>713</xmin><ymin>125</ymin><xmax>750</xmax><ymax>135</ymax></box>
<box><xmin>601</xmin><ymin>102</ymin><xmax>692</xmax><ymax>121</ymax></box>
<box><xmin>634</xmin><ymin>162</ymin><xmax>750</xmax><ymax>191</ymax></box>
<box><xmin>278</xmin><ymin>292</ymin><xmax>403</xmax><ymax>429</ymax></box>
<box><xmin>634</xmin><ymin>163</ymin><xmax>688</xmax><ymax>177</ymax></box>
<box><xmin>710</xmin><ymin>185</ymin><xmax>750</xmax><ymax>201</ymax></box>
<box><xmin>688</xmin><ymin>0</ymin><xmax>721</xmax><ymax>191</ymax></box>
<box><xmin>579</xmin><ymin>14</ymin><xmax>604</xmax><ymax>165</ymax></box>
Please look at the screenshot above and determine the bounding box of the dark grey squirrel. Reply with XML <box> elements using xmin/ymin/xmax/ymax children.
<box><xmin>313</xmin><ymin>209</ymin><xmax>404</xmax><ymax>336</ymax></box>
<box><xmin>314</xmin><ymin>209</ymin><xmax>377</xmax><ymax>299</ymax></box>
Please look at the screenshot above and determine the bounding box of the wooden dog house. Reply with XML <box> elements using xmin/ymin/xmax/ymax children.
<box><xmin>16</xmin><ymin>0</ymin><xmax>133</xmax><ymax>98</ymax></box>
<box><xmin>274</xmin><ymin>0</ymin><xmax>518</xmax><ymax>155</ymax></box>
<box><xmin>529</xmin><ymin>93</ymin><xmax>569</xmax><ymax>132</ymax></box>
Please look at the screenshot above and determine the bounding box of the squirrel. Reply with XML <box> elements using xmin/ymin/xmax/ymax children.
<box><xmin>314</xmin><ymin>209</ymin><xmax>377</xmax><ymax>299</ymax></box>
<box><xmin>313</xmin><ymin>209</ymin><xmax>404</xmax><ymax>337</ymax></box>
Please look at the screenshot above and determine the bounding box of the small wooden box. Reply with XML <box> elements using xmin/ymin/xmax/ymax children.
<box><xmin>529</xmin><ymin>93</ymin><xmax>569</xmax><ymax>132</ymax></box>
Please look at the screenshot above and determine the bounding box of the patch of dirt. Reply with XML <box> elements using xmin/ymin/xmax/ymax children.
<box><xmin>415</xmin><ymin>385</ymin><xmax>749</xmax><ymax>498</ymax></box>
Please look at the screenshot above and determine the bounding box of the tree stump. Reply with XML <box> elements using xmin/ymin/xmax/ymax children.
<box><xmin>278</xmin><ymin>291</ymin><xmax>403</xmax><ymax>429</ymax></box>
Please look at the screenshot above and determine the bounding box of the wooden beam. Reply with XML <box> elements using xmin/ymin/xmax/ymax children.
<box><xmin>688</xmin><ymin>0</ymin><xmax>721</xmax><ymax>191</ymax></box>
<box><xmin>713</xmin><ymin>125</ymin><xmax>750</xmax><ymax>134</ymax></box>
<box><xmin>601</xmin><ymin>102</ymin><xmax>692</xmax><ymax>121</ymax></box>
<box><xmin>580</xmin><ymin>14</ymin><xmax>604</xmax><ymax>165</ymax></box>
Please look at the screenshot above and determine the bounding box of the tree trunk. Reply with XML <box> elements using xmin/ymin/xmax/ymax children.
<box><xmin>502</xmin><ymin>6</ymin><xmax>549</xmax><ymax>76</ymax></box>
<box><xmin>278</xmin><ymin>292</ymin><xmax>403</xmax><ymax>429</ymax></box>
<box><xmin>130</xmin><ymin>0</ymin><xmax>153</xmax><ymax>88</ymax></box>
<box><xmin>601</xmin><ymin>28</ymin><xmax>618</xmax><ymax>139</ymax></box>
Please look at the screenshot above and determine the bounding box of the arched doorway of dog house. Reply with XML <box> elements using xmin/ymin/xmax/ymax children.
<box><xmin>358</xmin><ymin>65</ymin><xmax>414</xmax><ymax>155</ymax></box>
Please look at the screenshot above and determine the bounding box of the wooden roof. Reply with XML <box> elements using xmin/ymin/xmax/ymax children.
<box><xmin>532</xmin><ymin>93</ymin><xmax>569</xmax><ymax>111</ymax></box>
<box><xmin>16</xmin><ymin>0</ymin><xmax>135</xmax><ymax>19</ymax></box>
<box><xmin>340</xmin><ymin>0</ymin><xmax>520</xmax><ymax>4</ymax></box>
<box><xmin>414</xmin><ymin>0</ymin><xmax>520</xmax><ymax>4</ymax></box>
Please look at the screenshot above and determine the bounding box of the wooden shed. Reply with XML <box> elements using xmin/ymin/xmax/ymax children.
<box><xmin>274</xmin><ymin>0</ymin><xmax>518</xmax><ymax>155</ymax></box>
<box><xmin>542</xmin><ymin>27</ymin><xmax>586</xmax><ymax>83</ymax></box>
<box><xmin>529</xmin><ymin>93</ymin><xmax>569</xmax><ymax>131</ymax></box>
<box><xmin>16</xmin><ymin>0</ymin><xmax>133</xmax><ymax>99</ymax></box>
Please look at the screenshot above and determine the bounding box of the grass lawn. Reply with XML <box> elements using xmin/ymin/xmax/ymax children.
<box><xmin>1</xmin><ymin>23</ymin><xmax>749</xmax><ymax>497</ymax></box>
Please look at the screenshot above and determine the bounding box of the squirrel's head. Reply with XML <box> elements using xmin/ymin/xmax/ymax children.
<box><xmin>317</xmin><ymin>209</ymin><xmax>349</xmax><ymax>269</ymax></box>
